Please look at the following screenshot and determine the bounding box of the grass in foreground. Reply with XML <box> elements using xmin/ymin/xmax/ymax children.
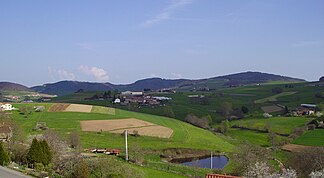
<box><xmin>11</xmin><ymin>103</ymin><xmax>235</xmax><ymax>152</ymax></box>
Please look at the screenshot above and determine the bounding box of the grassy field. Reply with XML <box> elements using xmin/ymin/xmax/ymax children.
<box><xmin>226</xmin><ymin>128</ymin><xmax>271</xmax><ymax>147</ymax></box>
<box><xmin>254</xmin><ymin>92</ymin><xmax>297</xmax><ymax>104</ymax></box>
<box><xmin>11</xmin><ymin>103</ymin><xmax>234</xmax><ymax>151</ymax></box>
<box><xmin>91</xmin><ymin>105</ymin><xmax>116</xmax><ymax>115</ymax></box>
<box><xmin>230</xmin><ymin>117</ymin><xmax>312</xmax><ymax>135</ymax></box>
<box><xmin>293</xmin><ymin>129</ymin><xmax>324</xmax><ymax>146</ymax></box>
<box><xmin>8</xmin><ymin>103</ymin><xmax>237</xmax><ymax>177</ymax></box>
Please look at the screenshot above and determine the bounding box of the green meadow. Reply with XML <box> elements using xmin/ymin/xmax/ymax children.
<box><xmin>229</xmin><ymin>117</ymin><xmax>312</xmax><ymax>135</ymax></box>
<box><xmin>293</xmin><ymin>129</ymin><xmax>324</xmax><ymax>146</ymax></box>
<box><xmin>11</xmin><ymin>103</ymin><xmax>234</xmax><ymax>152</ymax></box>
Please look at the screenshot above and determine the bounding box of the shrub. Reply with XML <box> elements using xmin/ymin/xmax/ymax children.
<box><xmin>27</xmin><ymin>138</ymin><xmax>52</xmax><ymax>166</ymax></box>
<box><xmin>35</xmin><ymin>163</ymin><xmax>45</xmax><ymax>172</ymax></box>
<box><xmin>0</xmin><ymin>142</ymin><xmax>10</xmax><ymax>165</ymax></box>
<box><xmin>263</xmin><ymin>113</ymin><xmax>272</xmax><ymax>118</ymax></box>
<box><xmin>271</xmin><ymin>87</ymin><xmax>283</xmax><ymax>94</ymax></box>
<box><xmin>185</xmin><ymin>114</ymin><xmax>210</xmax><ymax>129</ymax></box>
<box><xmin>241</xmin><ymin>106</ymin><xmax>249</xmax><ymax>114</ymax></box>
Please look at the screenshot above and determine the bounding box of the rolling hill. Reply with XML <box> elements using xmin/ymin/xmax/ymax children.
<box><xmin>0</xmin><ymin>82</ymin><xmax>32</xmax><ymax>92</ymax></box>
<box><xmin>31</xmin><ymin>71</ymin><xmax>305</xmax><ymax>96</ymax></box>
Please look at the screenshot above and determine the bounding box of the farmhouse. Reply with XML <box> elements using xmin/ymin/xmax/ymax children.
<box><xmin>294</xmin><ymin>104</ymin><xmax>317</xmax><ymax>116</ymax></box>
<box><xmin>0</xmin><ymin>103</ymin><xmax>15</xmax><ymax>111</ymax></box>
<box><xmin>0</xmin><ymin>123</ymin><xmax>13</xmax><ymax>142</ymax></box>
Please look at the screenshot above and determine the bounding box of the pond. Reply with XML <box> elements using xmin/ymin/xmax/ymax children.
<box><xmin>180</xmin><ymin>156</ymin><xmax>229</xmax><ymax>169</ymax></box>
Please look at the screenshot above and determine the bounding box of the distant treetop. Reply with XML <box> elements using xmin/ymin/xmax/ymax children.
<box><xmin>320</xmin><ymin>76</ymin><xmax>324</xmax><ymax>82</ymax></box>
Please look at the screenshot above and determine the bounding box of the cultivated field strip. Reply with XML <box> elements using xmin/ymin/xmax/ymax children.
<box><xmin>80</xmin><ymin>118</ymin><xmax>173</xmax><ymax>138</ymax></box>
<box><xmin>48</xmin><ymin>103</ymin><xmax>70</xmax><ymax>112</ymax></box>
<box><xmin>64</xmin><ymin>104</ymin><xmax>93</xmax><ymax>113</ymax></box>
<box><xmin>111</xmin><ymin>125</ymin><xmax>173</xmax><ymax>138</ymax></box>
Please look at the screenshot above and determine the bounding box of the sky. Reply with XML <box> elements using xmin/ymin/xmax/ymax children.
<box><xmin>1</xmin><ymin>0</ymin><xmax>324</xmax><ymax>87</ymax></box>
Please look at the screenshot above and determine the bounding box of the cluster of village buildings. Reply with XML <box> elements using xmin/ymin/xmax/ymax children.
<box><xmin>112</xmin><ymin>91</ymin><xmax>172</xmax><ymax>106</ymax></box>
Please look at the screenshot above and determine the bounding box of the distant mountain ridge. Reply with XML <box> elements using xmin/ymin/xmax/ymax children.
<box><xmin>0</xmin><ymin>82</ymin><xmax>32</xmax><ymax>92</ymax></box>
<box><xmin>30</xmin><ymin>71</ymin><xmax>305</xmax><ymax>96</ymax></box>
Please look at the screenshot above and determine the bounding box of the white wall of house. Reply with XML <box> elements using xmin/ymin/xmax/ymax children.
<box><xmin>1</xmin><ymin>104</ymin><xmax>15</xmax><ymax>111</ymax></box>
<box><xmin>114</xmin><ymin>98</ymin><xmax>121</xmax><ymax>103</ymax></box>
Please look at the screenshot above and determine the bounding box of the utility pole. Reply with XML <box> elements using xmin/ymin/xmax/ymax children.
<box><xmin>125</xmin><ymin>130</ymin><xmax>128</xmax><ymax>161</ymax></box>
<box><xmin>210</xmin><ymin>152</ymin><xmax>213</xmax><ymax>169</ymax></box>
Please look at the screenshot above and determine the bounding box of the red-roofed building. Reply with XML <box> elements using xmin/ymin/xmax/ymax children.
<box><xmin>206</xmin><ymin>174</ymin><xmax>241</xmax><ymax>178</ymax></box>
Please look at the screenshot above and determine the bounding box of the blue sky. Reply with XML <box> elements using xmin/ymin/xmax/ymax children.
<box><xmin>1</xmin><ymin>0</ymin><xmax>323</xmax><ymax>86</ymax></box>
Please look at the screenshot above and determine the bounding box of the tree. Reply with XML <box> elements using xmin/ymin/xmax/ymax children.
<box><xmin>287</xmin><ymin>147</ymin><xmax>324</xmax><ymax>177</ymax></box>
<box><xmin>220</xmin><ymin>102</ymin><xmax>233</xmax><ymax>117</ymax></box>
<box><xmin>69</xmin><ymin>131</ymin><xmax>81</xmax><ymax>150</ymax></box>
<box><xmin>27</xmin><ymin>138</ymin><xmax>52</xmax><ymax>166</ymax></box>
<box><xmin>241</xmin><ymin>106</ymin><xmax>249</xmax><ymax>114</ymax></box>
<box><xmin>245</xmin><ymin>161</ymin><xmax>272</xmax><ymax>178</ymax></box>
<box><xmin>245</xmin><ymin>161</ymin><xmax>297</xmax><ymax>178</ymax></box>
<box><xmin>267</xmin><ymin>132</ymin><xmax>281</xmax><ymax>150</ymax></box>
<box><xmin>0</xmin><ymin>142</ymin><xmax>10</xmax><ymax>166</ymax></box>
<box><xmin>129</xmin><ymin>143</ymin><xmax>144</xmax><ymax>164</ymax></box>
<box><xmin>310</xmin><ymin>169</ymin><xmax>324</xmax><ymax>178</ymax></box>
<box><xmin>71</xmin><ymin>160</ymin><xmax>90</xmax><ymax>178</ymax></box>
<box><xmin>232</xmin><ymin>143</ymin><xmax>271</xmax><ymax>175</ymax></box>
<box><xmin>10</xmin><ymin>142</ymin><xmax>28</xmax><ymax>164</ymax></box>
<box><xmin>163</xmin><ymin>106</ymin><xmax>175</xmax><ymax>118</ymax></box>
<box><xmin>43</xmin><ymin>129</ymin><xmax>68</xmax><ymax>168</ymax></box>
<box><xmin>39</xmin><ymin>140</ymin><xmax>52</xmax><ymax>166</ymax></box>
<box><xmin>271</xmin><ymin>87</ymin><xmax>283</xmax><ymax>94</ymax></box>
<box><xmin>185</xmin><ymin>114</ymin><xmax>210</xmax><ymax>129</ymax></box>
<box><xmin>220</xmin><ymin>120</ymin><xmax>230</xmax><ymax>134</ymax></box>
<box><xmin>320</xmin><ymin>76</ymin><xmax>324</xmax><ymax>82</ymax></box>
<box><xmin>27</xmin><ymin>138</ymin><xmax>41</xmax><ymax>165</ymax></box>
<box><xmin>87</xmin><ymin>157</ymin><xmax>143</xmax><ymax>178</ymax></box>
<box><xmin>19</xmin><ymin>106</ymin><xmax>33</xmax><ymax>118</ymax></box>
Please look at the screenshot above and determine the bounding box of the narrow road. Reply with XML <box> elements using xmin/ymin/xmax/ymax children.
<box><xmin>0</xmin><ymin>166</ymin><xmax>31</xmax><ymax>178</ymax></box>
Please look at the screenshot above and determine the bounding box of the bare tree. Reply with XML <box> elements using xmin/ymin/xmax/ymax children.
<box><xmin>43</xmin><ymin>129</ymin><xmax>68</xmax><ymax>168</ymax></box>
<box><xmin>87</xmin><ymin>157</ymin><xmax>144</xmax><ymax>178</ymax></box>
<box><xmin>69</xmin><ymin>131</ymin><xmax>81</xmax><ymax>150</ymax></box>
<box><xmin>129</xmin><ymin>143</ymin><xmax>145</xmax><ymax>164</ymax></box>
<box><xmin>220</xmin><ymin>102</ymin><xmax>233</xmax><ymax>117</ymax></box>
<box><xmin>287</xmin><ymin>147</ymin><xmax>324</xmax><ymax>177</ymax></box>
<box><xmin>232</xmin><ymin>143</ymin><xmax>271</xmax><ymax>176</ymax></box>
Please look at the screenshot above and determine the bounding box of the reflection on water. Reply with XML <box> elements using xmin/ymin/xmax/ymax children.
<box><xmin>181</xmin><ymin>156</ymin><xmax>228</xmax><ymax>169</ymax></box>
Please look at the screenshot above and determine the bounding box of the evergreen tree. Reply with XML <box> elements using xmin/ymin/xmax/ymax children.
<box><xmin>27</xmin><ymin>138</ymin><xmax>41</xmax><ymax>165</ymax></box>
<box><xmin>27</xmin><ymin>138</ymin><xmax>52</xmax><ymax>166</ymax></box>
<box><xmin>0</xmin><ymin>142</ymin><xmax>10</xmax><ymax>165</ymax></box>
<box><xmin>39</xmin><ymin>140</ymin><xmax>52</xmax><ymax>165</ymax></box>
<box><xmin>241</xmin><ymin>106</ymin><xmax>249</xmax><ymax>114</ymax></box>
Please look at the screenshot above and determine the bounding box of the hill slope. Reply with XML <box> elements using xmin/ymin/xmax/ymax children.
<box><xmin>0</xmin><ymin>82</ymin><xmax>32</xmax><ymax>92</ymax></box>
<box><xmin>31</xmin><ymin>71</ymin><xmax>305</xmax><ymax>96</ymax></box>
